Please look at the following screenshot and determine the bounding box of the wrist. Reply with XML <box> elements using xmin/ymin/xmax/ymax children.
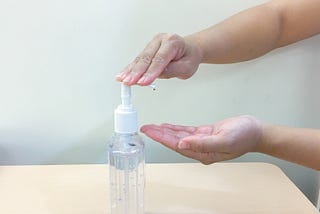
<box><xmin>184</xmin><ymin>34</ymin><xmax>205</xmax><ymax>63</ymax></box>
<box><xmin>255</xmin><ymin>122</ymin><xmax>273</xmax><ymax>154</ymax></box>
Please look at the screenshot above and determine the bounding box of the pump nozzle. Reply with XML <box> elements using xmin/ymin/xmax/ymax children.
<box><xmin>121</xmin><ymin>84</ymin><xmax>132</xmax><ymax>106</ymax></box>
<box><xmin>114</xmin><ymin>83</ymin><xmax>155</xmax><ymax>134</ymax></box>
<box><xmin>114</xmin><ymin>84</ymin><xmax>137</xmax><ymax>134</ymax></box>
<box><xmin>120</xmin><ymin>83</ymin><xmax>155</xmax><ymax>106</ymax></box>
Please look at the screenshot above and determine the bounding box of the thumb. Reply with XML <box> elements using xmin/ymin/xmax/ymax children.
<box><xmin>178</xmin><ymin>135</ymin><xmax>227</xmax><ymax>153</ymax></box>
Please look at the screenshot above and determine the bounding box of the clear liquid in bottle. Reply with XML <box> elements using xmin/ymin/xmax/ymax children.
<box><xmin>108</xmin><ymin>133</ymin><xmax>145</xmax><ymax>214</ymax></box>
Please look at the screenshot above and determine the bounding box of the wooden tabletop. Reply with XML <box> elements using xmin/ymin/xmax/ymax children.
<box><xmin>0</xmin><ymin>163</ymin><xmax>318</xmax><ymax>214</ymax></box>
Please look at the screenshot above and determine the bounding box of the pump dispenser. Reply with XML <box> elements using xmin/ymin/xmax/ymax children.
<box><xmin>108</xmin><ymin>83</ymin><xmax>147</xmax><ymax>214</ymax></box>
<box><xmin>114</xmin><ymin>84</ymin><xmax>138</xmax><ymax>134</ymax></box>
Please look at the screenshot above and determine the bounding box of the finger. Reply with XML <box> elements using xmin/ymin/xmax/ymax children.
<box><xmin>175</xmin><ymin>146</ymin><xmax>229</xmax><ymax>165</ymax></box>
<box><xmin>160</xmin><ymin>123</ymin><xmax>197</xmax><ymax>134</ymax></box>
<box><xmin>178</xmin><ymin>135</ymin><xmax>227</xmax><ymax>153</ymax></box>
<box><xmin>141</xmin><ymin>125</ymin><xmax>227</xmax><ymax>164</ymax></box>
<box><xmin>161</xmin><ymin>123</ymin><xmax>213</xmax><ymax>136</ymax></box>
<box><xmin>176</xmin><ymin>149</ymin><xmax>207</xmax><ymax>161</ymax></box>
<box><xmin>123</xmin><ymin>39</ymin><xmax>161</xmax><ymax>85</ymax></box>
<box><xmin>116</xmin><ymin>62</ymin><xmax>136</xmax><ymax>82</ymax></box>
<box><xmin>137</xmin><ymin>41</ymin><xmax>183</xmax><ymax>86</ymax></box>
<box><xmin>140</xmin><ymin>125</ymin><xmax>179</xmax><ymax>150</ymax></box>
<box><xmin>142</xmin><ymin>124</ymin><xmax>194</xmax><ymax>138</ymax></box>
<box><xmin>141</xmin><ymin>124</ymin><xmax>192</xmax><ymax>151</ymax></box>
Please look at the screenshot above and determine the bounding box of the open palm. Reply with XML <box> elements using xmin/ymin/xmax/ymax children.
<box><xmin>141</xmin><ymin>115</ymin><xmax>262</xmax><ymax>164</ymax></box>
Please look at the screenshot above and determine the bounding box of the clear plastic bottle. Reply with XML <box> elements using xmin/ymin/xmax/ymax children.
<box><xmin>108</xmin><ymin>132</ymin><xmax>145</xmax><ymax>214</ymax></box>
<box><xmin>108</xmin><ymin>83</ymin><xmax>145</xmax><ymax>214</ymax></box>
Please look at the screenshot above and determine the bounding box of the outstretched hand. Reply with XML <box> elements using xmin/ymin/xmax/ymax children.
<box><xmin>116</xmin><ymin>33</ymin><xmax>202</xmax><ymax>86</ymax></box>
<box><xmin>141</xmin><ymin>115</ymin><xmax>262</xmax><ymax>164</ymax></box>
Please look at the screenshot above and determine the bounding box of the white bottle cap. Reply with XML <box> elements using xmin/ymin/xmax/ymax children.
<box><xmin>114</xmin><ymin>84</ymin><xmax>138</xmax><ymax>134</ymax></box>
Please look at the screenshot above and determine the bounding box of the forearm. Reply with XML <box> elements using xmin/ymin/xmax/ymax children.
<box><xmin>186</xmin><ymin>0</ymin><xmax>320</xmax><ymax>64</ymax></box>
<box><xmin>187</xmin><ymin>2</ymin><xmax>281</xmax><ymax>63</ymax></box>
<box><xmin>257</xmin><ymin>124</ymin><xmax>320</xmax><ymax>170</ymax></box>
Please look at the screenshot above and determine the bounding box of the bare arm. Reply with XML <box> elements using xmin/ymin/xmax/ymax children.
<box><xmin>189</xmin><ymin>0</ymin><xmax>320</xmax><ymax>63</ymax></box>
<box><xmin>141</xmin><ymin>116</ymin><xmax>320</xmax><ymax>170</ymax></box>
<box><xmin>117</xmin><ymin>0</ymin><xmax>320</xmax><ymax>85</ymax></box>
<box><xmin>118</xmin><ymin>0</ymin><xmax>320</xmax><ymax>169</ymax></box>
<box><xmin>258</xmin><ymin>124</ymin><xmax>320</xmax><ymax>170</ymax></box>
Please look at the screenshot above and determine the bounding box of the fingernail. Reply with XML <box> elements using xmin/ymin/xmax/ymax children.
<box><xmin>140</xmin><ymin>126</ymin><xmax>147</xmax><ymax>133</ymax></box>
<box><xmin>140</xmin><ymin>75</ymin><xmax>151</xmax><ymax>85</ymax></box>
<box><xmin>123</xmin><ymin>76</ymin><xmax>133</xmax><ymax>84</ymax></box>
<box><xmin>116</xmin><ymin>74</ymin><xmax>124</xmax><ymax>81</ymax></box>
<box><xmin>178</xmin><ymin>141</ymin><xmax>189</xmax><ymax>149</ymax></box>
<box><xmin>116</xmin><ymin>72</ymin><xmax>124</xmax><ymax>78</ymax></box>
<box><xmin>137</xmin><ymin>76</ymin><xmax>146</xmax><ymax>84</ymax></box>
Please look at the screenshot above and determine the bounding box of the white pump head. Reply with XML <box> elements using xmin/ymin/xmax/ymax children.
<box><xmin>114</xmin><ymin>84</ymin><xmax>138</xmax><ymax>134</ymax></box>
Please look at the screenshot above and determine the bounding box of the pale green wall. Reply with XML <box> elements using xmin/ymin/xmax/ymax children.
<box><xmin>0</xmin><ymin>0</ymin><xmax>319</xmax><ymax>205</ymax></box>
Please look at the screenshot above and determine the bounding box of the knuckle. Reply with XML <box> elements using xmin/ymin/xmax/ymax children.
<box><xmin>168</xmin><ymin>40</ymin><xmax>182</xmax><ymax>52</ymax></box>
<box><xmin>136</xmin><ymin>54</ymin><xmax>152</xmax><ymax>65</ymax></box>
<box><xmin>141</xmin><ymin>55</ymin><xmax>152</xmax><ymax>64</ymax></box>
<box><xmin>152</xmin><ymin>55</ymin><xmax>165</xmax><ymax>64</ymax></box>
<box><xmin>153</xmin><ymin>33</ymin><xmax>166</xmax><ymax>40</ymax></box>
<box><xmin>165</xmin><ymin>33</ymin><xmax>181</xmax><ymax>41</ymax></box>
<box><xmin>154</xmin><ymin>33</ymin><xmax>181</xmax><ymax>42</ymax></box>
<box><xmin>241</xmin><ymin>115</ymin><xmax>255</xmax><ymax>124</ymax></box>
<box><xmin>133</xmin><ymin>56</ymin><xmax>141</xmax><ymax>63</ymax></box>
<box><xmin>166</xmin><ymin>35</ymin><xmax>183</xmax><ymax>49</ymax></box>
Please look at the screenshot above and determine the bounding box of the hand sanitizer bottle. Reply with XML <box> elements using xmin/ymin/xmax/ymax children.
<box><xmin>108</xmin><ymin>83</ymin><xmax>145</xmax><ymax>214</ymax></box>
